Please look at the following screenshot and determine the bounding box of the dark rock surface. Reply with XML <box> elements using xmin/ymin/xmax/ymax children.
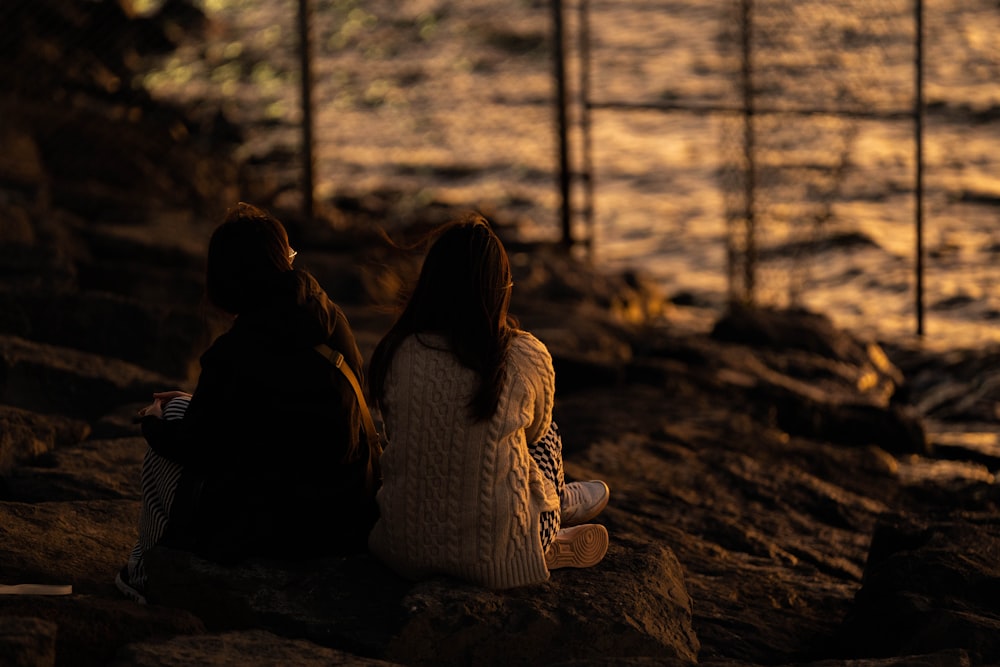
<box><xmin>2</xmin><ymin>2</ymin><xmax>1000</xmax><ymax>666</ymax></box>
<box><xmin>142</xmin><ymin>536</ymin><xmax>698</xmax><ymax>667</ymax></box>
<box><xmin>836</xmin><ymin>512</ymin><xmax>1000</xmax><ymax>661</ymax></box>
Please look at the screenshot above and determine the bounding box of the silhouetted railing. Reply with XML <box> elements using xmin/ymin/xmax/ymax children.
<box><xmin>561</xmin><ymin>0</ymin><xmax>938</xmax><ymax>338</ymax></box>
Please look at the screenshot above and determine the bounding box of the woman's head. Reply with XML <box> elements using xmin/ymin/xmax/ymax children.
<box><xmin>370</xmin><ymin>213</ymin><xmax>517</xmax><ymax>421</ymax></box>
<box><xmin>206</xmin><ymin>202</ymin><xmax>295</xmax><ymax>314</ymax></box>
<box><xmin>407</xmin><ymin>213</ymin><xmax>514</xmax><ymax>338</ymax></box>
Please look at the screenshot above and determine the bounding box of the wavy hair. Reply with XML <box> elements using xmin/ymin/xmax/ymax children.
<box><xmin>369</xmin><ymin>213</ymin><xmax>517</xmax><ymax>421</ymax></box>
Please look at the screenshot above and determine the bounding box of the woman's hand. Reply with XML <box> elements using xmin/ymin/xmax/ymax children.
<box><xmin>137</xmin><ymin>391</ymin><xmax>192</xmax><ymax>419</ymax></box>
<box><xmin>136</xmin><ymin>399</ymin><xmax>163</xmax><ymax>420</ymax></box>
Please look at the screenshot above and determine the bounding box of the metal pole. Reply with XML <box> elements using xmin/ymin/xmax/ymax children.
<box><xmin>741</xmin><ymin>0</ymin><xmax>756</xmax><ymax>304</ymax></box>
<box><xmin>914</xmin><ymin>0</ymin><xmax>925</xmax><ymax>336</ymax></box>
<box><xmin>578</xmin><ymin>0</ymin><xmax>594</xmax><ymax>256</ymax></box>
<box><xmin>551</xmin><ymin>0</ymin><xmax>572</xmax><ymax>248</ymax></box>
<box><xmin>297</xmin><ymin>0</ymin><xmax>316</xmax><ymax>221</ymax></box>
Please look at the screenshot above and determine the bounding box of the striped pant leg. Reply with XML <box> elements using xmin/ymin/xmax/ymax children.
<box><xmin>527</xmin><ymin>421</ymin><xmax>565</xmax><ymax>551</ymax></box>
<box><xmin>125</xmin><ymin>396</ymin><xmax>190</xmax><ymax>589</ymax></box>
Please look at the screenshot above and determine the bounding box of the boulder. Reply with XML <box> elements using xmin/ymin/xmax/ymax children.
<box><xmin>0</xmin><ymin>441</ymin><xmax>207</xmax><ymax>667</ymax></box>
<box><xmin>1</xmin><ymin>436</ymin><xmax>146</xmax><ymax>502</ymax></box>
<box><xmin>0</xmin><ymin>499</ymin><xmax>139</xmax><ymax>593</ymax></box>
<box><xmin>110</xmin><ymin>629</ymin><xmax>402</xmax><ymax>667</ymax></box>
<box><xmin>143</xmin><ymin>537</ymin><xmax>699</xmax><ymax>666</ymax></box>
<box><xmin>711</xmin><ymin>305</ymin><xmax>899</xmax><ymax>379</ymax></box>
<box><xmin>143</xmin><ymin>547</ymin><xmax>411</xmax><ymax>657</ymax></box>
<box><xmin>836</xmin><ymin>512</ymin><xmax>1000</xmax><ymax>663</ymax></box>
<box><xmin>797</xmin><ymin>649</ymin><xmax>973</xmax><ymax>667</ymax></box>
<box><xmin>633</xmin><ymin>308</ymin><xmax>930</xmax><ymax>454</ymax></box>
<box><xmin>0</xmin><ymin>289</ymin><xmax>205</xmax><ymax>380</ymax></box>
<box><xmin>0</xmin><ymin>405</ymin><xmax>89</xmax><ymax>475</ymax></box>
<box><xmin>385</xmin><ymin>538</ymin><xmax>698</xmax><ymax>666</ymax></box>
<box><xmin>0</xmin><ymin>597</ymin><xmax>204</xmax><ymax>667</ymax></box>
<box><xmin>0</xmin><ymin>616</ymin><xmax>56</xmax><ymax>667</ymax></box>
<box><xmin>0</xmin><ymin>335</ymin><xmax>180</xmax><ymax>421</ymax></box>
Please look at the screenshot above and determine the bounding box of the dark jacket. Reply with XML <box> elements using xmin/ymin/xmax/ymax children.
<box><xmin>142</xmin><ymin>269</ymin><xmax>377</xmax><ymax>562</ymax></box>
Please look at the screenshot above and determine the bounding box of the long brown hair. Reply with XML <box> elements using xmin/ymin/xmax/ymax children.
<box><xmin>369</xmin><ymin>213</ymin><xmax>517</xmax><ymax>421</ymax></box>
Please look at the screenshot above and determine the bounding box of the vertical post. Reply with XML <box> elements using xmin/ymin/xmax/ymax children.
<box><xmin>578</xmin><ymin>0</ymin><xmax>595</xmax><ymax>256</ymax></box>
<box><xmin>551</xmin><ymin>0</ymin><xmax>572</xmax><ymax>249</ymax></box>
<box><xmin>914</xmin><ymin>0</ymin><xmax>925</xmax><ymax>336</ymax></box>
<box><xmin>297</xmin><ymin>0</ymin><xmax>316</xmax><ymax>221</ymax></box>
<box><xmin>740</xmin><ymin>0</ymin><xmax>756</xmax><ymax>305</ymax></box>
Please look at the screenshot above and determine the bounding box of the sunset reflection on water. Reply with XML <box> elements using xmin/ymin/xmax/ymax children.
<box><xmin>134</xmin><ymin>0</ymin><xmax>1000</xmax><ymax>351</ymax></box>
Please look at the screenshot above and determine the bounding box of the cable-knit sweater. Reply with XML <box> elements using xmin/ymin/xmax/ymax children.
<box><xmin>367</xmin><ymin>330</ymin><xmax>561</xmax><ymax>589</ymax></box>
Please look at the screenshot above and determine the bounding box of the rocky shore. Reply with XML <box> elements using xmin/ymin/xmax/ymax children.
<box><xmin>3</xmin><ymin>2</ymin><xmax>1000</xmax><ymax>665</ymax></box>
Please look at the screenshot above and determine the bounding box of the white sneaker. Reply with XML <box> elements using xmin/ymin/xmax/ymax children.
<box><xmin>560</xmin><ymin>480</ymin><xmax>609</xmax><ymax>527</ymax></box>
<box><xmin>545</xmin><ymin>524</ymin><xmax>609</xmax><ymax>570</ymax></box>
<box><xmin>115</xmin><ymin>567</ymin><xmax>147</xmax><ymax>605</ymax></box>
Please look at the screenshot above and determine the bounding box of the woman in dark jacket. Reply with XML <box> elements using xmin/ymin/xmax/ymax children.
<box><xmin>116</xmin><ymin>202</ymin><xmax>378</xmax><ymax>604</ymax></box>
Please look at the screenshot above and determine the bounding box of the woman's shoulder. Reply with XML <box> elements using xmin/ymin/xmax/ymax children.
<box><xmin>199</xmin><ymin>327</ymin><xmax>237</xmax><ymax>362</ymax></box>
<box><xmin>510</xmin><ymin>329</ymin><xmax>550</xmax><ymax>356</ymax></box>
<box><xmin>508</xmin><ymin>330</ymin><xmax>553</xmax><ymax>373</ymax></box>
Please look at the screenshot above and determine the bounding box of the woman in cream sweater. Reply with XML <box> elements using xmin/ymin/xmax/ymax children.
<box><xmin>367</xmin><ymin>214</ymin><xmax>609</xmax><ymax>589</ymax></box>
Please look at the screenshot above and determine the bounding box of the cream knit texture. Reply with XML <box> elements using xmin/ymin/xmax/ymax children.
<box><xmin>368</xmin><ymin>330</ymin><xmax>560</xmax><ymax>589</ymax></box>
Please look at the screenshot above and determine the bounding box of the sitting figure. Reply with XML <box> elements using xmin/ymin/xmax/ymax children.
<box><xmin>367</xmin><ymin>213</ymin><xmax>610</xmax><ymax>589</ymax></box>
<box><xmin>116</xmin><ymin>202</ymin><xmax>379</xmax><ymax>604</ymax></box>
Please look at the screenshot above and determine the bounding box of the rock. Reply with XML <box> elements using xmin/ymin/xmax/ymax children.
<box><xmin>798</xmin><ymin>648</ymin><xmax>972</xmax><ymax>667</ymax></box>
<box><xmin>0</xmin><ymin>494</ymin><xmax>206</xmax><ymax>667</ymax></box>
<box><xmin>0</xmin><ymin>596</ymin><xmax>205</xmax><ymax>667</ymax></box>
<box><xmin>766</xmin><ymin>392</ymin><xmax>928</xmax><ymax>455</ymax></box>
<box><xmin>0</xmin><ymin>224</ymin><xmax>79</xmax><ymax>294</ymax></box>
<box><xmin>143</xmin><ymin>547</ymin><xmax>411</xmax><ymax>657</ymax></box>
<box><xmin>142</xmin><ymin>538</ymin><xmax>699</xmax><ymax>667</ymax></box>
<box><xmin>110</xmin><ymin>629</ymin><xmax>402</xmax><ymax>667</ymax></box>
<box><xmin>0</xmin><ymin>289</ymin><xmax>205</xmax><ymax>380</ymax></box>
<box><xmin>836</xmin><ymin>512</ymin><xmax>1000</xmax><ymax>663</ymax></box>
<box><xmin>554</xmin><ymin>381</ymin><xmax>905</xmax><ymax>666</ymax></box>
<box><xmin>0</xmin><ymin>335</ymin><xmax>179</xmax><ymax>421</ymax></box>
<box><xmin>385</xmin><ymin>538</ymin><xmax>698</xmax><ymax>666</ymax></box>
<box><xmin>0</xmin><ymin>616</ymin><xmax>56</xmax><ymax>667</ymax></box>
<box><xmin>507</xmin><ymin>245</ymin><xmax>670</xmax><ymax>326</ymax></box>
<box><xmin>0</xmin><ymin>498</ymin><xmax>143</xmax><ymax>594</ymax></box>
<box><xmin>0</xmin><ymin>405</ymin><xmax>90</xmax><ymax>475</ymax></box>
<box><xmin>711</xmin><ymin>305</ymin><xmax>891</xmax><ymax>372</ymax></box>
<box><xmin>892</xmin><ymin>345</ymin><xmax>1000</xmax><ymax>425</ymax></box>
<box><xmin>1</xmin><ymin>436</ymin><xmax>145</xmax><ymax>502</ymax></box>
<box><xmin>0</xmin><ymin>119</ymin><xmax>46</xmax><ymax>195</ymax></box>
<box><xmin>659</xmin><ymin>308</ymin><xmax>929</xmax><ymax>454</ymax></box>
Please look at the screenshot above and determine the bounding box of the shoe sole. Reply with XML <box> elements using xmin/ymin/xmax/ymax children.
<box><xmin>115</xmin><ymin>569</ymin><xmax>147</xmax><ymax>605</ymax></box>
<box><xmin>545</xmin><ymin>524</ymin><xmax>609</xmax><ymax>570</ymax></box>
<box><xmin>561</xmin><ymin>481</ymin><xmax>610</xmax><ymax>527</ymax></box>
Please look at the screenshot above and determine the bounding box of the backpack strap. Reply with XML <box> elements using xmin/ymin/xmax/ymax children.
<box><xmin>314</xmin><ymin>344</ymin><xmax>383</xmax><ymax>490</ymax></box>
